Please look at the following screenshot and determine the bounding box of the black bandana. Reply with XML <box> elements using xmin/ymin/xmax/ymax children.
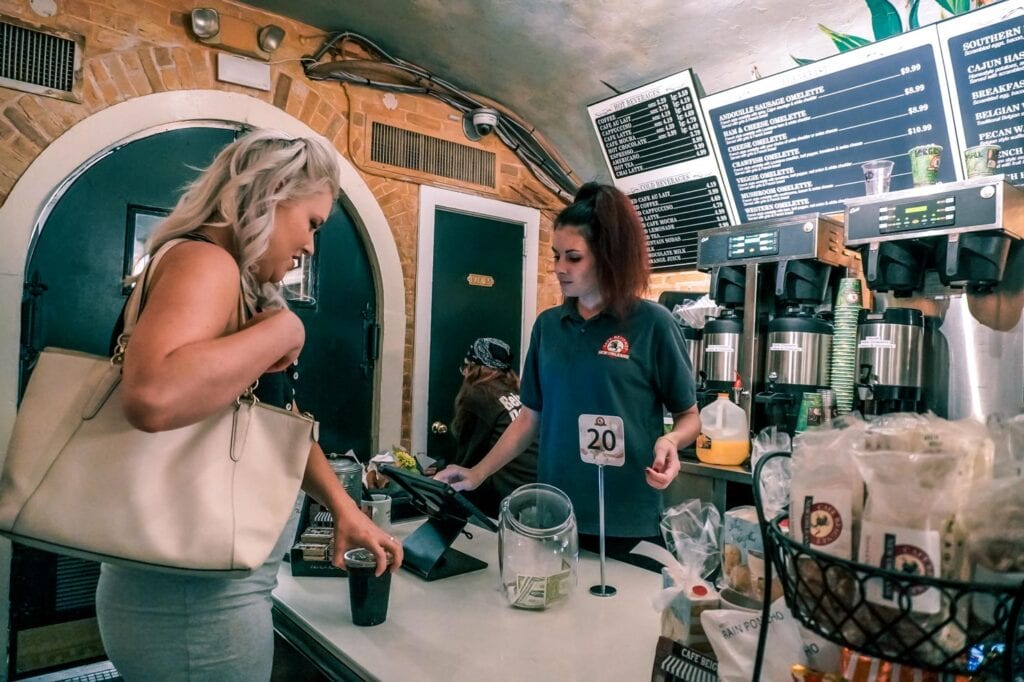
<box><xmin>465</xmin><ymin>337</ymin><xmax>512</xmax><ymax>371</ymax></box>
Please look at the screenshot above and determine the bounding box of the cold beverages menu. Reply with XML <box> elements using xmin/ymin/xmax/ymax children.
<box><xmin>588</xmin><ymin>70</ymin><xmax>733</xmax><ymax>270</ymax></box>
<box><xmin>703</xmin><ymin>31</ymin><xmax>958</xmax><ymax>222</ymax></box>
<box><xmin>631</xmin><ymin>176</ymin><xmax>730</xmax><ymax>269</ymax></box>
<box><xmin>940</xmin><ymin>0</ymin><xmax>1024</xmax><ymax>184</ymax></box>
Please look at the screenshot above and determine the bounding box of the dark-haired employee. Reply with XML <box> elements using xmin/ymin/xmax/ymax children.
<box><xmin>437</xmin><ymin>182</ymin><xmax>700</xmax><ymax>567</ymax></box>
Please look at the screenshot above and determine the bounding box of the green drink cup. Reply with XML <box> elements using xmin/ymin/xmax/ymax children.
<box><xmin>908</xmin><ymin>144</ymin><xmax>943</xmax><ymax>186</ymax></box>
<box><xmin>964</xmin><ymin>144</ymin><xmax>1000</xmax><ymax>178</ymax></box>
<box><xmin>835</xmin><ymin>277</ymin><xmax>863</xmax><ymax>308</ymax></box>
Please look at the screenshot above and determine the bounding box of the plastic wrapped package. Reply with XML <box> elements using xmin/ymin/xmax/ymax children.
<box><xmin>791</xmin><ymin>414</ymin><xmax>867</xmax><ymax>559</ymax></box>
<box><xmin>660</xmin><ymin>498</ymin><xmax>721</xmax><ymax>580</ymax></box>
<box><xmin>671</xmin><ymin>294</ymin><xmax>719</xmax><ymax>329</ymax></box>
<box><xmin>849</xmin><ymin>449</ymin><xmax>967</xmax><ymax>664</ymax></box>
<box><xmin>750</xmin><ymin>426</ymin><xmax>792</xmax><ymax>523</ymax></box>
<box><xmin>632</xmin><ymin>542</ymin><xmax>719</xmax><ymax>651</ymax></box>
<box><xmin>986</xmin><ymin>412</ymin><xmax>1024</xmax><ymax>478</ymax></box>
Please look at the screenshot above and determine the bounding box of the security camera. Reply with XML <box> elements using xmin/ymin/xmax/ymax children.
<box><xmin>463</xmin><ymin>107</ymin><xmax>500</xmax><ymax>141</ymax></box>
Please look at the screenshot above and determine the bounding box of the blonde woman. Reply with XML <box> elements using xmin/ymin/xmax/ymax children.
<box><xmin>96</xmin><ymin>129</ymin><xmax>401</xmax><ymax>680</ymax></box>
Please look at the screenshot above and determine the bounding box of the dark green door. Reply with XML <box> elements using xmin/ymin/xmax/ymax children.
<box><xmin>292</xmin><ymin>208</ymin><xmax>376</xmax><ymax>459</ymax></box>
<box><xmin>427</xmin><ymin>209</ymin><xmax>524</xmax><ymax>463</ymax></box>
<box><xmin>16</xmin><ymin>125</ymin><xmax>376</xmax><ymax>677</ymax></box>
<box><xmin>23</xmin><ymin>127</ymin><xmax>237</xmax><ymax>364</ymax></box>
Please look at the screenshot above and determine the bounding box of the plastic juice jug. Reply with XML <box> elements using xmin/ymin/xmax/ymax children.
<box><xmin>696</xmin><ymin>393</ymin><xmax>749</xmax><ymax>465</ymax></box>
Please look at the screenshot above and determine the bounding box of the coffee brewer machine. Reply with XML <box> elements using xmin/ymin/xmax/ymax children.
<box><xmin>697</xmin><ymin>214</ymin><xmax>858</xmax><ymax>433</ymax></box>
<box><xmin>844</xmin><ymin>174</ymin><xmax>1024</xmax><ymax>418</ymax></box>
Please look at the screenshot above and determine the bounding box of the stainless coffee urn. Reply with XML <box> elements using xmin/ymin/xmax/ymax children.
<box><xmin>679</xmin><ymin>323</ymin><xmax>705</xmax><ymax>389</ymax></box>
<box><xmin>702</xmin><ymin>309</ymin><xmax>740</xmax><ymax>397</ymax></box>
<box><xmin>856</xmin><ymin>307</ymin><xmax>924</xmax><ymax>415</ymax></box>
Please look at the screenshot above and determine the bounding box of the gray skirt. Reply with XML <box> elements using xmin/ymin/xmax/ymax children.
<box><xmin>96</xmin><ymin>513</ymin><xmax>298</xmax><ymax>682</ymax></box>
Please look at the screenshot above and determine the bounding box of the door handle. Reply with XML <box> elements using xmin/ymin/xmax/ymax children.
<box><xmin>431</xmin><ymin>421</ymin><xmax>449</xmax><ymax>435</ymax></box>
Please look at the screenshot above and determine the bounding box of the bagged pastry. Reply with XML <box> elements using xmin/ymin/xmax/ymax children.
<box><xmin>791</xmin><ymin>414</ymin><xmax>867</xmax><ymax>559</ymax></box>
<box><xmin>850</xmin><ymin>448</ymin><xmax>967</xmax><ymax>664</ymax></box>
<box><xmin>721</xmin><ymin>506</ymin><xmax>761</xmax><ymax>598</ymax></box>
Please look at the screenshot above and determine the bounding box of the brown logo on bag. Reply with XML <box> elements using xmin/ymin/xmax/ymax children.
<box><xmin>807</xmin><ymin>502</ymin><xmax>843</xmax><ymax>547</ymax></box>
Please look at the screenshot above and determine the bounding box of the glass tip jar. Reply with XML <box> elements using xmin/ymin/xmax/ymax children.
<box><xmin>498</xmin><ymin>483</ymin><xmax>578</xmax><ymax>610</ymax></box>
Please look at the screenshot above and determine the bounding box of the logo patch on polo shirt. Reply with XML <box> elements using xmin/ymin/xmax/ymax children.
<box><xmin>598</xmin><ymin>335</ymin><xmax>630</xmax><ymax>359</ymax></box>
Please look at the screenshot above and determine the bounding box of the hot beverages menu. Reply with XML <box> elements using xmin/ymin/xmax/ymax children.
<box><xmin>594</xmin><ymin>86</ymin><xmax>708</xmax><ymax>178</ymax></box>
<box><xmin>588</xmin><ymin>70</ymin><xmax>733</xmax><ymax>270</ymax></box>
<box><xmin>702</xmin><ymin>30</ymin><xmax>959</xmax><ymax>223</ymax></box>
<box><xmin>939</xmin><ymin>0</ymin><xmax>1024</xmax><ymax>184</ymax></box>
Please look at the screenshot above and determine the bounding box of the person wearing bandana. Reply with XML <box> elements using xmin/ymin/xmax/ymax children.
<box><xmin>449</xmin><ymin>337</ymin><xmax>538</xmax><ymax>517</ymax></box>
<box><xmin>437</xmin><ymin>183</ymin><xmax>700</xmax><ymax>570</ymax></box>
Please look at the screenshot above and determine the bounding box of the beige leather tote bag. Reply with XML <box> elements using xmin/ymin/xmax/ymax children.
<box><xmin>0</xmin><ymin>239</ymin><xmax>315</xmax><ymax>576</ymax></box>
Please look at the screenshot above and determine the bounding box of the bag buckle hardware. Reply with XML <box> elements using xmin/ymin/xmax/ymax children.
<box><xmin>236</xmin><ymin>379</ymin><xmax>260</xmax><ymax>407</ymax></box>
<box><xmin>110</xmin><ymin>333</ymin><xmax>130</xmax><ymax>366</ymax></box>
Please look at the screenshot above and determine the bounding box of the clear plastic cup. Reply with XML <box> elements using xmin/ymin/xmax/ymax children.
<box><xmin>861</xmin><ymin>159</ymin><xmax>894</xmax><ymax>195</ymax></box>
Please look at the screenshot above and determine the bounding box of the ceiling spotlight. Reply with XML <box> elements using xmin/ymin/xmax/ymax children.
<box><xmin>257</xmin><ymin>25</ymin><xmax>285</xmax><ymax>54</ymax></box>
<box><xmin>190</xmin><ymin>8</ymin><xmax>220</xmax><ymax>40</ymax></box>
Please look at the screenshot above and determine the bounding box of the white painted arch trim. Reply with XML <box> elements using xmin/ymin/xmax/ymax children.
<box><xmin>0</xmin><ymin>89</ymin><xmax>404</xmax><ymax>455</ymax></box>
<box><xmin>411</xmin><ymin>185</ymin><xmax>539</xmax><ymax>460</ymax></box>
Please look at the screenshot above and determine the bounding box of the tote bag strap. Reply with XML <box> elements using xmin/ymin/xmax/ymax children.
<box><xmin>114</xmin><ymin>238</ymin><xmax>248</xmax><ymax>363</ymax></box>
<box><xmin>119</xmin><ymin>239</ymin><xmax>183</xmax><ymax>339</ymax></box>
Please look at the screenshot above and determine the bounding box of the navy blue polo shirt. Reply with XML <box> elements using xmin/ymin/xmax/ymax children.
<box><xmin>520</xmin><ymin>299</ymin><xmax>696</xmax><ymax>537</ymax></box>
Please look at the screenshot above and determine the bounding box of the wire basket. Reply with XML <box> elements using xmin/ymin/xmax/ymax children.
<box><xmin>752</xmin><ymin>451</ymin><xmax>1024</xmax><ymax>680</ymax></box>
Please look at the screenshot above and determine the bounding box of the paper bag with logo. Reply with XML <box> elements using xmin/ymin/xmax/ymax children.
<box><xmin>700</xmin><ymin>599</ymin><xmax>807</xmax><ymax>682</ymax></box>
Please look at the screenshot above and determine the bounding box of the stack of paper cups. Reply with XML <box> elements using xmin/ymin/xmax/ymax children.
<box><xmin>830</xmin><ymin>278</ymin><xmax>862</xmax><ymax>414</ymax></box>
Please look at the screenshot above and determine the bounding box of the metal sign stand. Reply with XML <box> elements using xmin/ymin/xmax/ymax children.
<box><xmin>589</xmin><ymin>464</ymin><xmax>617</xmax><ymax>597</ymax></box>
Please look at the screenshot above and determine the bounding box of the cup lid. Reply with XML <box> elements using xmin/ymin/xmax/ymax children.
<box><xmin>343</xmin><ymin>547</ymin><xmax>394</xmax><ymax>568</ymax></box>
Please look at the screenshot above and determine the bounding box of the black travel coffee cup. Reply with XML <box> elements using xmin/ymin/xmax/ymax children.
<box><xmin>344</xmin><ymin>548</ymin><xmax>394</xmax><ymax>626</ymax></box>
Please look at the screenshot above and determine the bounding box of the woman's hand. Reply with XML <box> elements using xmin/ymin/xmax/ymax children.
<box><xmin>332</xmin><ymin>506</ymin><xmax>403</xmax><ymax>577</ymax></box>
<box><xmin>645</xmin><ymin>436</ymin><xmax>681</xmax><ymax>489</ymax></box>
<box><xmin>240</xmin><ymin>308</ymin><xmax>305</xmax><ymax>372</ymax></box>
<box><xmin>434</xmin><ymin>465</ymin><xmax>481</xmax><ymax>492</ymax></box>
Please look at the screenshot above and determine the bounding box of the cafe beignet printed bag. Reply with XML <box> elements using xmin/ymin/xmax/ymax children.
<box><xmin>0</xmin><ymin>240</ymin><xmax>316</xmax><ymax>576</ymax></box>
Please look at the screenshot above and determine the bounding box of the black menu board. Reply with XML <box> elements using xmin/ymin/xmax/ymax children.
<box><xmin>593</xmin><ymin>86</ymin><xmax>708</xmax><ymax>178</ymax></box>
<box><xmin>588</xmin><ymin>70</ymin><xmax>734</xmax><ymax>270</ymax></box>
<box><xmin>702</xmin><ymin>30</ymin><xmax>959</xmax><ymax>223</ymax></box>
<box><xmin>939</xmin><ymin>0</ymin><xmax>1024</xmax><ymax>185</ymax></box>
<box><xmin>630</xmin><ymin>175</ymin><xmax>731</xmax><ymax>269</ymax></box>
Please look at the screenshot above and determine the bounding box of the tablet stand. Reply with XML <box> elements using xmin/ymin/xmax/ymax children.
<box><xmin>401</xmin><ymin>515</ymin><xmax>488</xmax><ymax>581</ymax></box>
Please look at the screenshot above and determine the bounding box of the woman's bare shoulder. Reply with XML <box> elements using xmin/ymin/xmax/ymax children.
<box><xmin>139</xmin><ymin>240</ymin><xmax>242</xmax><ymax>327</ymax></box>
<box><xmin>151</xmin><ymin>239</ymin><xmax>239</xmax><ymax>280</ymax></box>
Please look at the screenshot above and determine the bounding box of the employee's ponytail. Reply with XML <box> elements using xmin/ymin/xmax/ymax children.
<box><xmin>554</xmin><ymin>182</ymin><xmax>650</xmax><ymax>318</ymax></box>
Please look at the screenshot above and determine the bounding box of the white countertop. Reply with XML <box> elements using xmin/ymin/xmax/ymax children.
<box><xmin>272</xmin><ymin>519</ymin><xmax>663</xmax><ymax>681</ymax></box>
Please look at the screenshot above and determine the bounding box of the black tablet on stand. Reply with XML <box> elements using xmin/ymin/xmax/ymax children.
<box><xmin>379</xmin><ymin>464</ymin><xmax>498</xmax><ymax>581</ymax></box>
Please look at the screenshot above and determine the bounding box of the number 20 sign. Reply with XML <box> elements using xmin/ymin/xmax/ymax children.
<box><xmin>578</xmin><ymin>414</ymin><xmax>626</xmax><ymax>466</ymax></box>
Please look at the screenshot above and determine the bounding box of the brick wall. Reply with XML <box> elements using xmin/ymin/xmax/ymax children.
<box><xmin>0</xmin><ymin>0</ymin><xmax>706</xmax><ymax>441</ymax></box>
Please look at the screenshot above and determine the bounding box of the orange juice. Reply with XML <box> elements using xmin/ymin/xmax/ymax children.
<box><xmin>695</xmin><ymin>436</ymin><xmax>749</xmax><ymax>465</ymax></box>
<box><xmin>695</xmin><ymin>393</ymin><xmax>750</xmax><ymax>465</ymax></box>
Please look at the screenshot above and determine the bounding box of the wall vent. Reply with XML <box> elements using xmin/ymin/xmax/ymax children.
<box><xmin>371</xmin><ymin>121</ymin><xmax>496</xmax><ymax>188</ymax></box>
<box><xmin>0</xmin><ymin>16</ymin><xmax>84</xmax><ymax>103</ymax></box>
<box><xmin>54</xmin><ymin>556</ymin><xmax>100</xmax><ymax>612</ymax></box>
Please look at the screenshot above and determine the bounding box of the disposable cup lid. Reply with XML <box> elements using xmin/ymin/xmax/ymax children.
<box><xmin>344</xmin><ymin>547</ymin><xmax>394</xmax><ymax>568</ymax></box>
